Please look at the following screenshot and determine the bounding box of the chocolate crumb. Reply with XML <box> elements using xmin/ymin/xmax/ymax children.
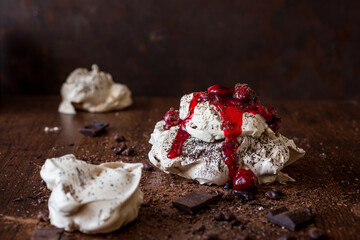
<box><xmin>143</xmin><ymin>163</ymin><xmax>154</xmax><ymax>171</ymax></box>
<box><xmin>68</xmin><ymin>143</ymin><xmax>74</xmax><ymax>146</ymax></box>
<box><xmin>114</xmin><ymin>135</ymin><xmax>125</xmax><ymax>142</ymax></box>
<box><xmin>202</xmin><ymin>233</ymin><xmax>219</xmax><ymax>240</ymax></box>
<box><xmin>272</xmin><ymin>188</ymin><xmax>282</xmax><ymax>195</ymax></box>
<box><xmin>265</xmin><ymin>191</ymin><xmax>279</xmax><ymax>200</ymax></box>
<box><xmin>224</xmin><ymin>213</ymin><xmax>236</xmax><ymax>222</ymax></box>
<box><xmin>121</xmin><ymin>147</ymin><xmax>135</xmax><ymax>156</ymax></box>
<box><xmin>214</xmin><ymin>212</ymin><xmax>225</xmax><ymax>221</ymax></box>
<box><xmin>308</xmin><ymin>227</ymin><xmax>326</xmax><ymax>239</ymax></box>
<box><xmin>232</xmin><ymin>190</ymin><xmax>254</xmax><ymax>201</ymax></box>
<box><xmin>113</xmin><ymin>143</ymin><xmax>127</xmax><ymax>155</ymax></box>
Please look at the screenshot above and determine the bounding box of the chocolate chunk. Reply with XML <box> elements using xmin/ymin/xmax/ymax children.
<box><xmin>79</xmin><ymin>121</ymin><xmax>109</xmax><ymax>137</ymax></box>
<box><xmin>121</xmin><ymin>147</ymin><xmax>135</xmax><ymax>156</ymax></box>
<box><xmin>172</xmin><ymin>191</ymin><xmax>221</xmax><ymax>214</ymax></box>
<box><xmin>202</xmin><ymin>233</ymin><xmax>219</xmax><ymax>240</ymax></box>
<box><xmin>143</xmin><ymin>163</ymin><xmax>154</xmax><ymax>171</ymax></box>
<box><xmin>232</xmin><ymin>190</ymin><xmax>254</xmax><ymax>201</ymax></box>
<box><xmin>114</xmin><ymin>135</ymin><xmax>125</xmax><ymax>142</ymax></box>
<box><xmin>214</xmin><ymin>212</ymin><xmax>225</xmax><ymax>221</ymax></box>
<box><xmin>113</xmin><ymin>143</ymin><xmax>127</xmax><ymax>155</ymax></box>
<box><xmin>32</xmin><ymin>227</ymin><xmax>63</xmax><ymax>240</ymax></box>
<box><xmin>266</xmin><ymin>207</ymin><xmax>313</xmax><ymax>231</ymax></box>
<box><xmin>265</xmin><ymin>191</ymin><xmax>279</xmax><ymax>200</ymax></box>
<box><xmin>308</xmin><ymin>227</ymin><xmax>326</xmax><ymax>239</ymax></box>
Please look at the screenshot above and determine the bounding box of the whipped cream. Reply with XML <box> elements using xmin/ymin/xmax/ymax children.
<box><xmin>58</xmin><ymin>64</ymin><xmax>132</xmax><ymax>114</ymax></box>
<box><xmin>40</xmin><ymin>154</ymin><xmax>143</xmax><ymax>234</ymax></box>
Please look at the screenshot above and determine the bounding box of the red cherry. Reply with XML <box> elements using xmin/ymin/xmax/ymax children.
<box><xmin>163</xmin><ymin>109</ymin><xmax>182</xmax><ymax>130</ymax></box>
<box><xmin>233</xmin><ymin>169</ymin><xmax>258</xmax><ymax>191</ymax></box>
<box><xmin>207</xmin><ymin>84</ymin><xmax>233</xmax><ymax>96</ymax></box>
<box><xmin>233</xmin><ymin>84</ymin><xmax>259</xmax><ymax>104</ymax></box>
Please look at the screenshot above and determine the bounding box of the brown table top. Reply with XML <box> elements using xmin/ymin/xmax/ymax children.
<box><xmin>0</xmin><ymin>96</ymin><xmax>359</xmax><ymax>240</ymax></box>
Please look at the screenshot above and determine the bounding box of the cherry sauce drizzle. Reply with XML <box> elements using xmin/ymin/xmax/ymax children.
<box><xmin>165</xmin><ymin>84</ymin><xmax>281</xmax><ymax>187</ymax></box>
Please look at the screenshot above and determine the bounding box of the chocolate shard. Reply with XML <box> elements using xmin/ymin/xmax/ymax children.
<box><xmin>32</xmin><ymin>227</ymin><xmax>63</xmax><ymax>240</ymax></box>
<box><xmin>267</xmin><ymin>207</ymin><xmax>313</xmax><ymax>231</ymax></box>
<box><xmin>79</xmin><ymin>121</ymin><xmax>109</xmax><ymax>137</ymax></box>
<box><xmin>172</xmin><ymin>191</ymin><xmax>221</xmax><ymax>214</ymax></box>
<box><xmin>113</xmin><ymin>143</ymin><xmax>127</xmax><ymax>155</ymax></box>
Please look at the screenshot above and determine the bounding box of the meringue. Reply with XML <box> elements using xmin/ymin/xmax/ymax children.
<box><xmin>148</xmin><ymin>84</ymin><xmax>305</xmax><ymax>186</ymax></box>
<box><xmin>58</xmin><ymin>64</ymin><xmax>132</xmax><ymax>114</ymax></box>
<box><xmin>40</xmin><ymin>154</ymin><xmax>143</xmax><ymax>234</ymax></box>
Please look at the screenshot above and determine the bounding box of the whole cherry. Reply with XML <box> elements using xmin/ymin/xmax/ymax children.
<box><xmin>233</xmin><ymin>84</ymin><xmax>259</xmax><ymax>104</ymax></box>
<box><xmin>233</xmin><ymin>169</ymin><xmax>258</xmax><ymax>191</ymax></box>
<box><xmin>163</xmin><ymin>108</ymin><xmax>182</xmax><ymax>130</ymax></box>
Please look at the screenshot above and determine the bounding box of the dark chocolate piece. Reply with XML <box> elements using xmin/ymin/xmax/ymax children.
<box><xmin>113</xmin><ymin>143</ymin><xmax>127</xmax><ymax>155</ymax></box>
<box><xmin>79</xmin><ymin>121</ymin><xmax>109</xmax><ymax>137</ymax></box>
<box><xmin>172</xmin><ymin>191</ymin><xmax>221</xmax><ymax>214</ymax></box>
<box><xmin>232</xmin><ymin>190</ymin><xmax>254</xmax><ymax>201</ymax></box>
<box><xmin>32</xmin><ymin>227</ymin><xmax>63</xmax><ymax>240</ymax></box>
<box><xmin>266</xmin><ymin>207</ymin><xmax>313</xmax><ymax>231</ymax></box>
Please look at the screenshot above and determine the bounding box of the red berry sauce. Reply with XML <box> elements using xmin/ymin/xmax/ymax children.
<box><xmin>164</xmin><ymin>84</ymin><xmax>281</xmax><ymax>190</ymax></box>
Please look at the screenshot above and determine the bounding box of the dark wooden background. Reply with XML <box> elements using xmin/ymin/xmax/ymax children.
<box><xmin>0</xmin><ymin>0</ymin><xmax>359</xmax><ymax>99</ymax></box>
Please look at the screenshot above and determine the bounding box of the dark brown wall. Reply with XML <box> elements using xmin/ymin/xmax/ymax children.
<box><xmin>0</xmin><ymin>0</ymin><xmax>359</xmax><ymax>99</ymax></box>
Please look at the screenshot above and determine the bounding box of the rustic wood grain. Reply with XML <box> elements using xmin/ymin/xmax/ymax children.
<box><xmin>0</xmin><ymin>96</ymin><xmax>359</xmax><ymax>240</ymax></box>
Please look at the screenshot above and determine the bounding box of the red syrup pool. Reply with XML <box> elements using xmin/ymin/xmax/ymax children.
<box><xmin>164</xmin><ymin>84</ymin><xmax>281</xmax><ymax>189</ymax></box>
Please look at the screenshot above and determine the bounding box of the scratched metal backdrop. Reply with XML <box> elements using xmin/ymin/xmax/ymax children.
<box><xmin>0</xmin><ymin>0</ymin><xmax>359</xmax><ymax>99</ymax></box>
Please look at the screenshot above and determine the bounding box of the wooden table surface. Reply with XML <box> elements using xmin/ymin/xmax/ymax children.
<box><xmin>0</xmin><ymin>96</ymin><xmax>359</xmax><ymax>240</ymax></box>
